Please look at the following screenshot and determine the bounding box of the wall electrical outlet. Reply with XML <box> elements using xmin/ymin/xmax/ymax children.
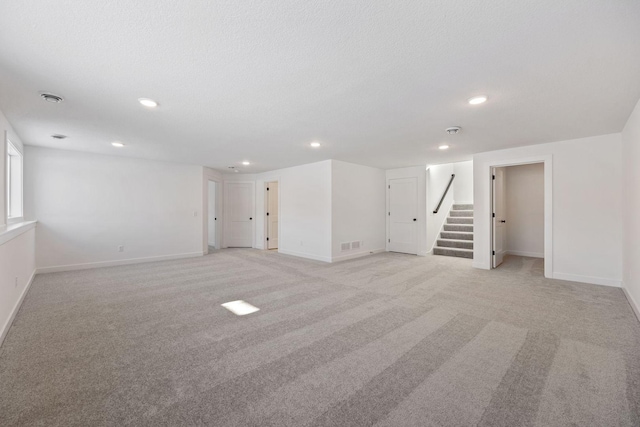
<box><xmin>15</xmin><ymin>277</ymin><xmax>18</xmax><ymax>288</ymax></box>
<box><xmin>118</xmin><ymin>246</ymin><xmax>124</xmax><ymax>252</ymax></box>
<box><xmin>193</xmin><ymin>211</ymin><xmax>198</xmax><ymax>217</ymax></box>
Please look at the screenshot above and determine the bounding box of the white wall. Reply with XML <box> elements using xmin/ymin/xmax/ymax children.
<box><xmin>227</xmin><ymin>160</ymin><xmax>383</xmax><ymax>263</ymax></box>
<box><xmin>24</xmin><ymin>146</ymin><xmax>204</xmax><ymax>272</ymax></box>
<box><xmin>622</xmin><ymin>97</ymin><xmax>640</xmax><ymax>318</ymax></box>
<box><xmin>505</xmin><ymin>163</ymin><xmax>544</xmax><ymax>258</ymax></box>
<box><xmin>0</xmin><ymin>110</ymin><xmax>35</xmax><ymax>347</ymax></box>
<box><xmin>331</xmin><ymin>160</ymin><xmax>386</xmax><ymax>261</ymax></box>
<box><xmin>386</xmin><ymin>166</ymin><xmax>428</xmax><ymax>256</ymax></box>
<box><xmin>452</xmin><ymin>160</ymin><xmax>474</xmax><ymax>204</ymax></box>
<box><xmin>252</xmin><ymin>160</ymin><xmax>332</xmax><ymax>262</ymax></box>
<box><xmin>0</xmin><ymin>226</ymin><xmax>36</xmax><ymax>346</ymax></box>
<box><xmin>473</xmin><ymin>133</ymin><xmax>623</xmax><ymax>287</ymax></box>
<box><xmin>427</xmin><ymin>163</ymin><xmax>454</xmax><ymax>252</ymax></box>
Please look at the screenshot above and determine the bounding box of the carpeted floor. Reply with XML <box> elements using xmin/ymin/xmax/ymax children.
<box><xmin>1</xmin><ymin>250</ymin><xmax>639</xmax><ymax>426</ymax></box>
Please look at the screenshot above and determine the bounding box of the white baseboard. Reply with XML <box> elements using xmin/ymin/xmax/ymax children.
<box><xmin>1</xmin><ymin>268</ymin><xmax>37</xmax><ymax>349</ymax></box>
<box><xmin>36</xmin><ymin>252</ymin><xmax>204</xmax><ymax>274</ymax></box>
<box><xmin>506</xmin><ymin>250</ymin><xmax>544</xmax><ymax>258</ymax></box>
<box><xmin>331</xmin><ymin>248</ymin><xmax>385</xmax><ymax>263</ymax></box>
<box><xmin>622</xmin><ymin>283</ymin><xmax>640</xmax><ymax>322</ymax></box>
<box><xmin>552</xmin><ymin>272</ymin><xmax>622</xmax><ymax>288</ymax></box>
<box><xmin>277</xmin><ymin>249</ymin><xmax>332</xmax><ymax>263</ymax></box>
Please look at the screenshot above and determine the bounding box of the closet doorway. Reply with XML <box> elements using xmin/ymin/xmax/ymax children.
<box><xmin>491</xmin><ymin>162</ymin><xmax>546</xmax><ymax>269</ymax></box>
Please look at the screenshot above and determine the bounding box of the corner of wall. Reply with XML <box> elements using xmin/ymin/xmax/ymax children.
<box><xmin>622</xmin><ymin>282</ymin><xmax>640</xmax><ymax>322</ymax></box>
<box><xmin>621</xmin><ymin>96</ymin><xmax>640</xmax><ymax>322</ymax></box>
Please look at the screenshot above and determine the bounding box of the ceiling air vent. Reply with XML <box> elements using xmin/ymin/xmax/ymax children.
<box><xmin>40</xmin><ymin>93</ymin><xmax>64</xmax><ymax>103</ymax></box>
<box><xmin>445</xmin><ymin>126</ymin><xmax>461</xmax><ymax>135</ymax></box>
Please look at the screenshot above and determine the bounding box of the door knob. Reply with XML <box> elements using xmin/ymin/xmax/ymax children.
<box><xmin>413</xmin><ymin>218</ymin><xmax>417</xmax><ymax>221</ymax></box>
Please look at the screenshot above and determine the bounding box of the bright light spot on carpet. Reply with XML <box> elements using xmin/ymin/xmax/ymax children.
<box><xmin>221</xmin><ymin>300</ymin><xmax>260</xmax><ymax>316</ymax></box>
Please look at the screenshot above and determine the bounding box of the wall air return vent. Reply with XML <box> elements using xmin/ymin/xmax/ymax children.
<box><xmin>341</xmin><ymin>242</ymin><xmax>351</xmax><ymax>252</ymax></box>
<box><xmin>351</xmin><ymin>241</ymin><xmax>361</xmax><ymax>250</ymax></box>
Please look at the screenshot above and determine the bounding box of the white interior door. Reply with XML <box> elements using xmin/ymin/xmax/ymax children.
<box><xmin>388</xmin><ymin>177</ymin><xmax>418</xmax><ymax>255</ymax></box>
<box><xmin>207</xmin><ymin>181</ymin><xmax>216</xmax><ymax>248</ymax></box>
<box><xmin>267</xmin><ymin>182</ymin><xmax>278</xmax><ymax>249</ymax></box>
<box><xmin>227</xmin><ymin>182</ymin><xmax>254</xmax><ymax>247</ymax></box>
<box><xmin>492</xmin><ymin>167</ymin><xmax>506</xmax><ymax>267</ymax></box>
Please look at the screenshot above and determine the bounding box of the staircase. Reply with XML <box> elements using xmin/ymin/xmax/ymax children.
<box><xmin>433</xmin><ymin>204</ymin><xmax>474</xmax><ymax>259</ymax></box>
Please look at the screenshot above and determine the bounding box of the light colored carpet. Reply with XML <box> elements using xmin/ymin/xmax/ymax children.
<box><xmin>1</xmin><ymin>250</ymin><xmax>639</xmax><ymax>426</ymax></box>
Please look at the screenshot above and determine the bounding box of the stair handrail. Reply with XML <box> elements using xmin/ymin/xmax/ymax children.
<box><xmin>433</xmin><ymin>174</ymin><xmax>455</xmax><ymax>214</ymax></box>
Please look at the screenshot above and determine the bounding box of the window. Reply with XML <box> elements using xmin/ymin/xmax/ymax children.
<box><xmin>6</xmin><ymin>140</ymin><xmax>23</xmax><ymax>221</ymax></box>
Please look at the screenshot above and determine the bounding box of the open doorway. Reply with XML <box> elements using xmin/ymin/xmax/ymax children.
<box><xmin>492</xmin><ymin>163</ymin><xmax>545</xmax><ymax>270</ymax></box>
<box><xmin>207</xmin><ymin>180</ymin><xmax>217</xmax><ymax>251</ymax></box>
<box><xmin>265</xmin><ymin>181</ymin><xmax>279</xmax><ymax>250</ymax></box>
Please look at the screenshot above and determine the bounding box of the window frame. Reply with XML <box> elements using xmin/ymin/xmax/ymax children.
<box><xmin>6</xmin><ymin>139</ymin><xmax>23</xmax><ymax>223</ymax></box>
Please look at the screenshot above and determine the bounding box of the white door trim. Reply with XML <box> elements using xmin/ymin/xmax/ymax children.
<box><xmin>491</xmin><ymin>167</ymin><xmax>506</xmax><ymax>268</ymax></box>
<box><xmin>486</xmin><ymin>156</ymin><xmax>553</xmax><ymax>278</ymax></box>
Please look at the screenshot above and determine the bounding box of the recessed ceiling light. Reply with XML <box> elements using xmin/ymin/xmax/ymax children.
<box><xmin>138</xmin><ymin>98</ymin><xmax>158</xmax><ymax>108</ymax></box>
<box><xmin>468</xmin><ymin>96</ymin><xmax>487</xmax><ymax>105</ymax></box>
<box><xmin>242</xmin><ymin>161</ymin><xmax>250</xmax><ymax>166</ymax></box>
<box><xmin>51</xmin><ymin>134</ymin><xmax>67</xmax><ymax>140</ymax></box>
<box><xmin>111</xmin><ymin>141</ymin><xmax>125</xmax><ymax>147</ymax></box>
<box><xmin>310</xmin><ymin>141</ymin><xmax>321</xmax><ymax>148</ymax></box>
<box><xmin>439</xmin><ymin>145</ymin><xmax>449</xmax><ymax>150</ymax></box>
<box><xmin>40</xmin><ymin>93</ymin><xmax>64</xmax><ymax>103</ymax></box>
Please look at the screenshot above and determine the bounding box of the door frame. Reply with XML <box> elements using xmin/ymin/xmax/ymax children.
<box><xmin>202</xmin><ymin>171</ymin><xmax>222</xmax><ymax>255</ymax></box>
<box><xmin>263</xmin><ymin>180</ymin><xmax>281</xmax><ymax>251</ymax></box>
<box><xmin>385</xmin><ymin>167</ymin><xmax>427</xmax><ymax>256</ymax></box>
<box><xmin>223</xmin><ymin>180</ymin><xmax>256</xmax><ymax>248</ymax></box>
<box><xmin>386</xmin><ymin>176</ymin><xmax>419</xmax><ymax>255</ymax></box>
<box><xmin>487</xmin><ymin>156</ymin><xmax>552</xmax><ymax>278</ymax></box>
<box><xmin>491</xmin><ymin>167</ymin><xmax>506</xmax><ymax>268</ymax></box>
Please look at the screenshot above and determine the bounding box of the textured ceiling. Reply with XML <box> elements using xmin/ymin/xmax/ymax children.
<box><xmin>1</xmin><ymin>0</ymin><xmax>639</xmax><ymax>172</ymax></box>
